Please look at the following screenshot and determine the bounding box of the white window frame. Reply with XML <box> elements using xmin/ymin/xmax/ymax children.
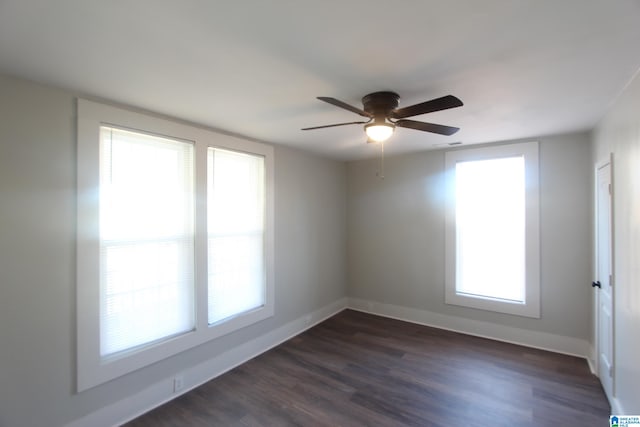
<box><xmin>444</xmin><ymin>141</ymin><xmax>540</xmax><ymax>318</ymax></box>
<box><xmin>76</xmin><ymin>99</ymin><xmax>274</xmax><ymax>391</ymax></box>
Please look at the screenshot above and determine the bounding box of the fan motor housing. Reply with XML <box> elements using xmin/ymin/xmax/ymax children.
<box><xmin>362</xmin><ymin>91</ymin><xmax>400</xmax><ymax>117</ymax></box>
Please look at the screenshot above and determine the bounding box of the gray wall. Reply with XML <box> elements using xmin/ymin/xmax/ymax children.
<box><xmin>347</xmin><ymin>133</ymin><xmax>593</xmax><ymax>340</ymax></box>
<box><xmin>0</xmin><ymin>73</ymin><xmax>347</xmax><ymax>427</ymax></box>
<box><xmin>0</xmin><ymin>69</ymin><xmax>612</xmax><ymax>425</ymax></box>
<box><xmin>592</xmin><ymin>71</ymin><xmax>640</xmax><ymax>413</ymax></box>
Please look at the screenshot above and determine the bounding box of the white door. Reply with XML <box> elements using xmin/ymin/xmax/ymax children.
<box><xmin>595</xmin><ymin>161</ymin><xmax>614</xmax><ymax>400</ymax></box>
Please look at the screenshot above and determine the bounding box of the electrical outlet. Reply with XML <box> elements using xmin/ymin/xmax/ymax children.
<box><xmin>173</xmin><ymin>375</ymin><xmax>184</xmax><ymax>393</ymax></box>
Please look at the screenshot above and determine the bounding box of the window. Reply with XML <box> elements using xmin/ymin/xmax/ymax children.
<box><xmin>99</xmin><ymin>127</ymin><xmax>196</xmax><ymax>358</ymax></box>
<box><xmin>444</xmin><ymin>142</ymin><xmax>540</xmax><ymax>318</ymax></box>
<box><xmin>207</xmin><ymin>148</ymin><xmax>265</xmax><ymax>325</ymax></box>
<box><xmin>77</xmin><ymin>100</ymin><xmax>274</xmax><ymax>391</ymax></box>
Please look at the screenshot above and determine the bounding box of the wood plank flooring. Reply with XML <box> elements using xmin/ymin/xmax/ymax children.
<box><xmin>124</xmin><ymin>310</ymin><xmax>610</xmax><ymax>427</ymax></box>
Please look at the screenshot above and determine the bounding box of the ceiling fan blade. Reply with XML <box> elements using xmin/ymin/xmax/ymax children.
<box><xmin>395</xmin><ymin>119</ymin><xmax>460</xmax><ymax>136</ymax></box>
<box><xmin>317</xmin><ymin>97</ymin><xmax>372</xmax><ymax>118</ymax></box>
<box><xmin>391</xmin><ymin>95</ymin><xmax>463</xmax><ymax>119</ymax></box>
<box><xmin>301</xmin><ymin>121</ymin><xmax>368</xmax><ymax>131</ymax></box>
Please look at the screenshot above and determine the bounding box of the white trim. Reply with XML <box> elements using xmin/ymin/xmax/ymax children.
<box><xmin>586</xmin><ymin>344</ymin><xmax>597</xmax><ymax>375</ymax></box>
<box><xmin>609</xmin><ymin>396</ymin><xmax>625</xmax><ymax>416</ymax></box>
<box><xmin>348</xmin><ymin>298</ymin><xmax>590</xmax><ymax>359</ymax></box>
<box><xmin>444</xmin><ymin>141</ymin><xmax>540</xmax><ymax>318</ymax></box>
<box><xmin>66</xmin><ymin>298</ymin><xmax>348</xmax><ymax>427</ymax></box>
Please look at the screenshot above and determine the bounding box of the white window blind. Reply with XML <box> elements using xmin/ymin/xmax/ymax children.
<box><xmin>455</xmin><ymin>156</ymin><xmax>525</xmax><ymax>302</ymax></box>
<box><xmin>78</xmin><ymin>99</ymin><xmax>274</xmax><ymax>391</ymax></box>
<box><xmin>207</xmin><ymin>148</ymin><xmax>265</xmax><ymax>324</ymax></box>
<box><xmin>99</xmin><ymin>126</ymin><xmax>195</xmax><ymax>357</ymax></box>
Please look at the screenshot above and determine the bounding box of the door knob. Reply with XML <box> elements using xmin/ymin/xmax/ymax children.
<box><xmin>592</xmin><ymin>281</ymin><xmax>601</xmax><ymax>288</ymax></box>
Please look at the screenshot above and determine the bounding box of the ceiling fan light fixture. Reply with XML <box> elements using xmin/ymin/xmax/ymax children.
<box><xmin>365</xmin><ymin>122</ymin><xmax>395</xmax><ymax>143</ymax></box>
<box><xmin>302</xmin><ymin>92</ymin><xmax>463</xmax><ymax>141</ymax></box>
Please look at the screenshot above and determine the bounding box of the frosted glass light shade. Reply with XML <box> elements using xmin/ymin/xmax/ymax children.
<box><xmin>365</xmin><ymin>123</ymin><xmax>395</xmax><ymax>142</ymax></box>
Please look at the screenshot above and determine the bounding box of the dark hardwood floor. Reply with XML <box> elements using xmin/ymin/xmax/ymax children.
<box><xmin>124</xmin><ymin>310</ymin><xmax>610</xmax><ymax>427</ymax></box>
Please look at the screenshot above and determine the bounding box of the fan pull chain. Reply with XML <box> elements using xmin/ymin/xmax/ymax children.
<box><xmin>376</xmin><ymin>141</ymin><xmax>385</xmax><ymax>180</ymax></box>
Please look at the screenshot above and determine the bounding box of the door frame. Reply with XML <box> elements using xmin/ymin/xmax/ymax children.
<box><xmin>593</xmin><ymin>154</ymin><xmax>615</xmax><ymax>398</ymax></box>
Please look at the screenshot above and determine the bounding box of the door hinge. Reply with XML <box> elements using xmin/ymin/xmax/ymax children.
<box><xmin>609</xmin><ymin>365</ymin><xmax>614</xmax><ymax>378</ymax></box>
<box><xmin>610</xmin><ymin>274</ymin><xmax>613</xmax><ymax>287</ymax></box>
<box><xmin>608</xmin><ymin>183</ymin><xmax>612</xmax><ymax>195</ymax></box>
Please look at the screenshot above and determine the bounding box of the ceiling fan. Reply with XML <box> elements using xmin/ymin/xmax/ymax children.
<box><xmin>302</xmin><ymin>91</ymin><xmax>463</xmax><ymax>143</ymax></box>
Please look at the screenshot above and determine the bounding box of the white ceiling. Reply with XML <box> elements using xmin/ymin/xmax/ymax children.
<box><xmin>1</xmin><ymin>1</ymin><xmax>640</xmax><ymax>160</ymax></box>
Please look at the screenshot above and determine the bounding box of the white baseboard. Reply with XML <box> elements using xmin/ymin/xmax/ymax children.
<box><xmin>347</xmin><ymin>298</ymin><xmax>591</xmax><ymax>359</ymax></box>
<box><xmin>588</xmin><ymin>345</ymin><xmax>596</xmax><ymax>373</ymax></box>
<box><xmin>68</xmin><ymin>297</ymin><xmax>598</xmax><ymax>427</ymax></box>
<box><xmin>586</xmin><ymin>353</ymin><xmax>597</xmax><ymax>375</ymax></box>
<box><xmin>66</xmin><ymin>298</ymin><xmax>348</xmax><ymax>427</ymax></box>
<box><xmin>609</xmin><ymin>397</ymin><xmax>623</xmax><ymax>415</ymax></box>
